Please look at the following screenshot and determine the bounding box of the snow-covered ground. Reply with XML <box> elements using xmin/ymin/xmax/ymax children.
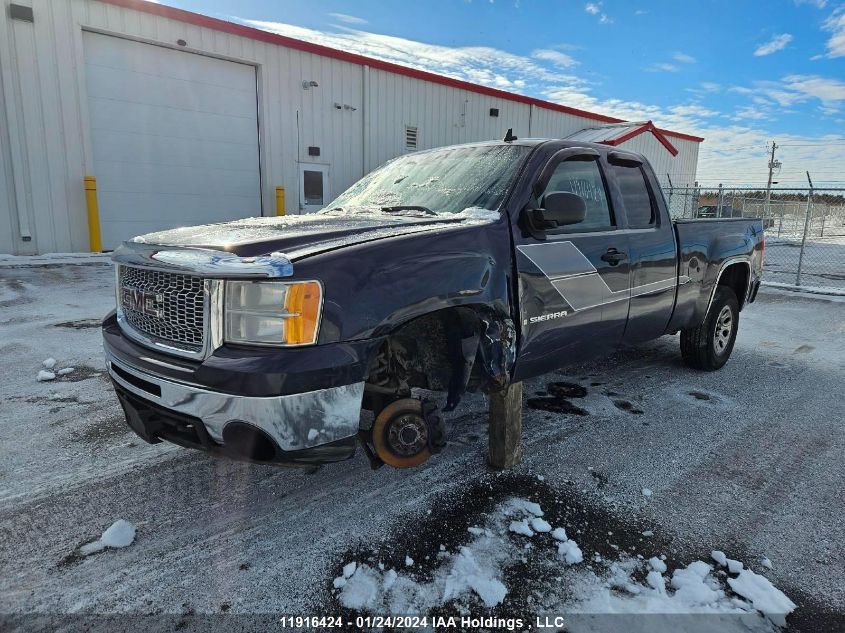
<box><xmin>1</xmin><ymin>261</ymin><xmax>843</xmax><ymax>632</ymax></box>
<box><xmin>763</xmin><ymin>235</ymin><xmax>845</xmax><ymax>290</ymax></box>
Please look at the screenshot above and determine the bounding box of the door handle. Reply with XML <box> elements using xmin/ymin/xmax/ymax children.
<box><xmin>601</xmin><ymin>248</ymin><xmax>627</xmax><ymax>265</ymax></box>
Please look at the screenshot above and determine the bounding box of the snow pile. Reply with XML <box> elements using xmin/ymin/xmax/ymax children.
<box><xmin>549</xmin><ymin>526</ymin><xmax>583</xmax><ymax>565</ymax></box>
<box><xmin>557</xmin><ymin>537</ymin><xmax>584</xmax><ymax>566</ymax></box>
<box><xmin>36</xmin><ymin>358</ymin><xmax>76</xmax><ymax>382</ymax></box>
<box><xmin>79</xmin><ymin>520</ymin><xmax>136</xmax><ymax>556</ymax></box>
<box><xmin>442</xmin><ymin>546</ymin><xmax>508</xmax><ymax>608</ymax></box>
<box><xmin>728</xmin><ymin>568</ymin><xmax>796</xmax><ymax>627</ymax></box>
<box><xmin>453</xmin><ymin>207</ymin><xmax>500</xmax><ymax>223</ymax></box>
<box><xmin>336</xmin><ymin>526</ymin><xmax>510</xmax><ymax>612</ymax></box>
<box><xmin>331</xmin><ymin>497</ymin><xmax>794</xmax><ymax>630</ymax></box>
<box><xmin>334</xmin><ymin>496</ymin><xmax>579</xmax><ymax>612</ymax></box>
<box><xmin>509</xmin><ymin>518</ymin><xmax>534</xmax><ymax>537</ymax></box>
<box><xmin>712</xmin><ymin>550</ymin><xmax>728</xmax><ymax>567</ymax></box>
<box><xmin>569</xmin><ymin>554</ymin><xmax>796</xmax><ymax>631</ymax></box>
<box><xmin>531</xmin><ymin>517</ymin><xmax>552</xmax><ymax>533</ymax></box>
<box><xmin>0</xmin><ymin>252</ymin><xmax>111</xmax><ymax>267</ymax></box>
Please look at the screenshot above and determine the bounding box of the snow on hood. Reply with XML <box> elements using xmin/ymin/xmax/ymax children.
<box><xmin>129</xmin><ymin>208</ymin><xmax>501</xmax><ymax>258</ymax></box>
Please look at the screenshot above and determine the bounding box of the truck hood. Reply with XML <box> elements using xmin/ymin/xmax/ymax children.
<box><xmin>130</xmin><ymin>210</ymin><xmax>499</xmax><ymax>259</ymax></box>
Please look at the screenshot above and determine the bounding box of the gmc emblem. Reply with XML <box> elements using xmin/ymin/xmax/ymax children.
<box><xmin>122</xmin><ymin>287</ymin><xmax>164</xmax><ymax>318</ymax></box>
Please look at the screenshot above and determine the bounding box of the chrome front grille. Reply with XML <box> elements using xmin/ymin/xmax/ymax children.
<box><xmin>118</xmin><ymin>265</ymin><xmax>206</xmax><ymax>352</ymax></box>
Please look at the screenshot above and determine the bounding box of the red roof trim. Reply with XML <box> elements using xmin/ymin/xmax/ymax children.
<box><xmin>601</xmin><ymin>121</ymin><xmax>679</xmax><ymax>156</ymax></box>
<box><xmin>99</xmin><ymin>0</ymin><xmax>704</xmax><ymax>144</ymax></box>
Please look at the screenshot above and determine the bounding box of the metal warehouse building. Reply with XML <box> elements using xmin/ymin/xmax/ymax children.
<box><xmin>0</xmin><ymin>0</ymin><xmax>703</xmax><ymax>255</ymax></box>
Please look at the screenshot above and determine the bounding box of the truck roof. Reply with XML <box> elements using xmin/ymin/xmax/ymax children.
<box><xmin>413</xmin><ymin>138</ymin><xmax>626</xmax><ymax>153</ymax></box>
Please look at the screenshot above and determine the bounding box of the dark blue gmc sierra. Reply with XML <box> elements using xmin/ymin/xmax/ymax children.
<box><xmin>103</xmin><ymin>137</ymin><xmax>764</xmax><ymax>469</ymax></box>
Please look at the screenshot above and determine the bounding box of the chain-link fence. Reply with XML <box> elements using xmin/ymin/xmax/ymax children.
<box><xmin>664</xmin><ymin>186</ymin><xmax>845</xmax><ymax>291</ymax></box>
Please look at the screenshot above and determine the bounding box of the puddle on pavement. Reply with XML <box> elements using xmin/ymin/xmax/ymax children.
<box><xmin>612</xmin><ymin>399</ymin><xmax>644</xmax><ymax>415</ymax></box>
<box><xmin>54</xmin><ymin>319</ymin><xmax>101</xmax><ymax>329</ymax></box>
<box><xmin>527</xmin><ymin>381</ymin><xmax>589</xmax><ymax>415</ymax></box>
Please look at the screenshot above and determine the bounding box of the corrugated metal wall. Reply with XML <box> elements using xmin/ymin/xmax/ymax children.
<box><xmin>615</xmin><ymin>132</ymin><xmax>700</xmax><ymax>189</ymax></box>
<box><xmin>364</xmin><ymin>68</ymin><xmax>533</xmax><ymax>169</ymax></box>
<box><xmin>0</xmin><ymin>43</ymin><xmax>17</xmax><ymax>256</ymax></box>
<box><xmin>0</xmin><ymin>0</ymin><xmax>700</xmax><ymax>254</ymax></box>
<box><xmin>529</xmin><ymin>105</ymin><xmax>598</xmax><ymax>140</ymax></box>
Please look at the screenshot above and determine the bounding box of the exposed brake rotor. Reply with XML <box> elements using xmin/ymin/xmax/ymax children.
<box><xmin>371</xmin><ymin>398</ymin><xmax>445</xmax><ymax>468</ymax></box>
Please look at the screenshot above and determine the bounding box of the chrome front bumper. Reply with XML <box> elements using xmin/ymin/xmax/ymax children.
<box><xmin>106</xmin><ymin>353</ymin><xmax>364</xmax><ymax>452</ymax></box>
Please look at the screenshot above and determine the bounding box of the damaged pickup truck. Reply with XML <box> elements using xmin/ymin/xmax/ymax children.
<box><xmin>103</xmin><ymin>137</ymin><xmax>764</xmax><ymax>469</ymax></box>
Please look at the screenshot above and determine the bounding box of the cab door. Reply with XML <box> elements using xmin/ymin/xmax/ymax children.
<box><xmin>512</xmin><ymin>150</ymin><xmax>631</xmax><ymax>381</ymax></box>
<box><xmin>606</xmin><ymin>154</ymin><xmax>678</xmax><ymax>344</ymax></box>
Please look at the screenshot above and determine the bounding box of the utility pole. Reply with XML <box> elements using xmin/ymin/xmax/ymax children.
<box><xmin>764</xmin><ymin>142</ymin><xmax>780</xmax><ymax>218</ymax></box>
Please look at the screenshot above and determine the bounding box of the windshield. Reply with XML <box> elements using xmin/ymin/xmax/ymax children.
<box><xmin>324</xmin><ymin>144</ymin><xmax>531</xmax><ymax>215</ymax></box>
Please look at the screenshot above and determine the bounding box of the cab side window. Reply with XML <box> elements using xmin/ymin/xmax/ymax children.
<box><xmin>611</xmin><ymin>164</ymin><xmax>657</xmax><ymax>228</ymax></box>
<box><xmin>539</xmin><ymin>160</ymin><xmax>613</xmax><ymax>230</ymax></box>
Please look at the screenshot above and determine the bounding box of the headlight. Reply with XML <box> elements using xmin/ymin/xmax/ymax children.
<box><xmin>224</xmin><ymin>280</ymin><xmax>322</xmax><ymax>346</ymax></box>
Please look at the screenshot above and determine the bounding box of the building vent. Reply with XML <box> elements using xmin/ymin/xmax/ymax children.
<box><xmin>9</xmin><ymin>4</ymin><xmax>35</xmax><ymax>21</ymax></box>
<box><xmin>405</xmin><ymin>126</ymin><xmax>418</xmax><ymax>151</ymax></box>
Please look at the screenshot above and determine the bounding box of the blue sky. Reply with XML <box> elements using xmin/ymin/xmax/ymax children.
<box><xmin>151</xmin><ymin>0</ymin><xmax>845</xmax><ymax>186</ymax></box>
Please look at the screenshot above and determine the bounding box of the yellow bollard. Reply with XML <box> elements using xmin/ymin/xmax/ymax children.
<box><xmin>275</xmin><ymin>186</ymin><xmax>286</xmax><ymax>216</ymax></box>
<box><xmin>84</xmin><ymin>176</ymin><xmax>102</xmax><ymax>252</ymax></box>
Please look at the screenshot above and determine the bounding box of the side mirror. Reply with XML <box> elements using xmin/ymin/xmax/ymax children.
<box><xmin>536</xmin><ymin>191</ymin><xmax>586</xmax><ymax>227</ymax></box>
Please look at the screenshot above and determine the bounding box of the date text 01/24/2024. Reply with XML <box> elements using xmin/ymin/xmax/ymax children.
<box><xmin>277</xmin><ymin>615</ymin><xmax>538</xmax><ymax>629</ymax></box>
<box><xmin>276</xmin><ymin>615</ymin><xmax>579</xmax><ymax>629</ymax></box>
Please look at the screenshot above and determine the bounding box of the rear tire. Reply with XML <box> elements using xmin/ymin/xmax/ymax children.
<box><xmin>680</xmin><ymin>286</ymin><xmax>739</xmax><ymax>371</ymax></box>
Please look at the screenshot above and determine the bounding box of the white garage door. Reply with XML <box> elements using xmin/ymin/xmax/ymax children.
<box><xmin>82</xmin><ymin>33</ymin><xmax>261</xmax><ymax>249</ymax></box>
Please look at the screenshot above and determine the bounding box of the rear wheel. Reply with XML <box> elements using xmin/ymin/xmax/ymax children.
<box><xmin>680</xmin><ymin>286</ymin><xmax>739</xmax><ymax>371</ymax></box>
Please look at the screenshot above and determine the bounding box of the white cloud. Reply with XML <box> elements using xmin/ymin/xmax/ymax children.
<box><xmin>782</xmin><ymin>74</ymin><xmax>845</xmax><ymax>103</ymax></box>
<box><xmin>754</xmin><ymin>33</ymin><xmax>793</xmax><ymax>56</ymax></box>
<box><xmin>634</xmin><ymin>9</ymin><xmax>648</xmax><ymax>15</ymax></box>
<box><xmin>328</xmin><ymin>13</ymin><xmax>368</xmax><ymax>25</ymax></box>
<box><xmin>532</xmin><ymin>49</ymin><xmax>578</xmax><ymax>68</ymax></box>
<box><xmin>236</xmin><ymin>16</ymin><xmax>844</xmax><ymax>186</ymax></box>
<box><xmin>731</xmin><ymin>106</ymin><xmax>769</xmax><ymax>121</ymax></box>
<box><xmin>585</xmin><ymin>2</ymin><xmax>612</xmax><ymax>23</ymax></box>
<box><xmin>794</xmin><ymin>0</ymin><xmax>827</xmax><ymax>7</ymax></box>
<box><xmin>673</xmin><ymin>52</ymin><xmax>697</xmax><ymax>64</ymax></box>
<box><xmin>238</xmin><ymin>18</ymin><xmax>587</xmax><ymax>92</ymax></box>
<box><xmin>645</xmin><ymin>63</ymin><xmax>679</xmax><ymax>72</ymax></box>
<box><xmin>822</xmin><ymin>9</ymin><xmax>845</xmax><ymax>58</ymax></box>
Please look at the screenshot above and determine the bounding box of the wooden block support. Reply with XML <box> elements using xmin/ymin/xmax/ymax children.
<box><xmin>488</xmin><ymin>381</ymin><xmax>523</xmax><ymax>469</ymax></box>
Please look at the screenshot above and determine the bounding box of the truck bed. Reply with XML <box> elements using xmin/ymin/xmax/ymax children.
<box><xmin>668</xmin><ymin>217</ymin><xmax>765</xmax><ymax>332</ymax></box>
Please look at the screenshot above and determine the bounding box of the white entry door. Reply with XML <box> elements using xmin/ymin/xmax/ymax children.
<box><xmin>82</xmin><ymin>32</ymin><xmax>262</xmax><ymax>249</ymax></box>
<box><xmin>299</xmin><ymin>164</ymin><xmax>330</xmax><ymax>213</ymax></box>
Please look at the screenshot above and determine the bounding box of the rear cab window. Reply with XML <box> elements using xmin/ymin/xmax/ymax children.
<box><xmin>611</xmin><ymin>164</ymin><xmax>657</xmax><ymax>228</ymax></box>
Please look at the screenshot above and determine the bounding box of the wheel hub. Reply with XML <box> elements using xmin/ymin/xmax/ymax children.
<box><xmin>387</xmin><ymin>413</ymin><xmax>428</xmax><ymax>457</ymax></box>
<box><xmin>370</xmin><ymin>398</ymin><xmax>443</xmax><ymax>468</ymax></box>
<box><xmin>714</xmin><ymin>305</ymin><xmax>733</xmax><ymax>354</ymax></box>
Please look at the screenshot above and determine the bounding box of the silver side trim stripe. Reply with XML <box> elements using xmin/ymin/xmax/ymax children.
<box><xmin>518</xmin><ymin>241</ymin><xmax>678</xmax><ymax>313</ymax></box>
